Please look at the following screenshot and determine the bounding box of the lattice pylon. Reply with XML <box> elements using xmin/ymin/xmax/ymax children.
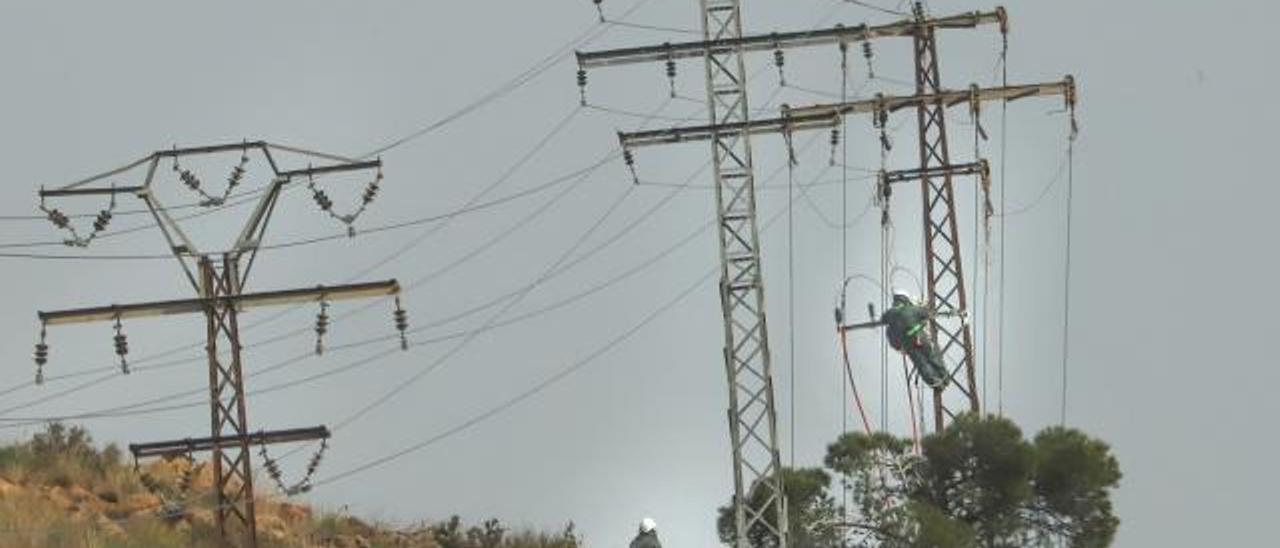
<box><xmin>911</xmin><ymin>9</ymin><xmax>981</xmax><ymax>432</ymax></box>
<box><xmin>200</xmin><ymin>255</ymin><xmax>258</xmax><ymax>548</ymax></box>
<box><xmin>699</xmin><ymin>0</ymin><xmax>787</xmax><ymax>546</ymax></box>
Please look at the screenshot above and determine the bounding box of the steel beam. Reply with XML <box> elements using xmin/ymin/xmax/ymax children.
<box><xmin>129</xmin><ymin>426</ymin><xmax>330</xmax><ymax>459</ymax></box>
<box><xmin>882</xmin><ymin>160</ymin><xmax>988</xmax><ymax>185</ymax></box>
<box><xmin>39</xmin><ymin>186</ymin><xmax>144</xmax><ymax>198</ymax></box>
<box><xmin>277</xmin><ymin>159</ymin><xmax>382</xmax><ymax>180</ymax></box>
<box><xmin>577</xmin><ymin>9</ymin><xmax>1004</xmax><ymax>68</ymax></box>
<box><xmin>38</xmin><ymin>280</ymin><xmax>399</xmax><ymax>326</ymax></box>
<box><xmin>618</xmin><ymin>78</ymin><xmax>1074</xmax><ymax>148</ymax></box>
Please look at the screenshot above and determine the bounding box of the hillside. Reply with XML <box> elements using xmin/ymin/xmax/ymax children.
<box><xmin>0</xmin><ymin>423</ymin><xmax>581</xmax><ymax>548</ymax></box>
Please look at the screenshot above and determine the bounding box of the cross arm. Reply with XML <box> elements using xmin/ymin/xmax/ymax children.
<box><xmin>839</xmin><ymin>320</ymin><xmax>886</xmax><ymax>332</ymax></box>
<box><xmin>38</xmin><ymin>279</ymin><xmax>399</xmax><ymax>326</ymax></box>
<box><xmin>129</xmin><ymin>425</ymin><xmax>330</xmax><ymax>458</ymax></box>
<box><xmin>577</xmin><ymin>9</ymin><xmax>1004</xmax><ymax>69</ymax></box>
<box><xmin>882</xmin><ymin>161</ymin><xmax>989</xmax><ymax>185</ymax></box>
<box><xmin>619</xmin><ymin>78</ymin><xmax>1074</xmax><ymax>149</ymax></box>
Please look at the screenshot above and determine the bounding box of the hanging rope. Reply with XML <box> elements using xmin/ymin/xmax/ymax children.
<box><xmin>838</xmin><ymin>37</ymin><xmax>853</xmax><ymax>520</ymax></box>
<box><xmin>901</xmin><ymin>355</ymin><xmax>920</xmax><ymax>453</ymax></box>
<box><xmin>875</xmin><ymin>101</ymin><xmax>893</xmax><ymax>433</ymax></box>
<box><xmin>997</xmin><ymin>29</ymin><xmax>1009</xmax><ymax>418</ymax></box>
<box><xmin>837</xmin><ymin>325</ymin><xmax>875</xmax><ymax>436</ymax></box>
<box><xmin>1061</xmin><ymin>104</ymin><xmax>1078</xmax><ymax>426</ymax></box>
<box><xmin>785</xmin><ymin>106</ymin><xmax>797</xmax><ymax>467</ymax></box>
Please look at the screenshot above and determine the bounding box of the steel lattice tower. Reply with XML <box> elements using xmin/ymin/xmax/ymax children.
<box><xmin>698</xmin><ymin>1</ymin><xmax>789</xmax><ymax>545</ymax></box>
<box><xmin>910</xmin><ymin>4</ymin><xmax>983</xmax><ymax>428</ymax></box>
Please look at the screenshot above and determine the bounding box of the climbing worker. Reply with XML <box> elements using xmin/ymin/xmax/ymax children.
<box><xmin>629</xmin><ymin>517</ymin><xmax>662</xmax><ymax>548</ymax></box>
<box><xmin>841</xmin><ymin>289</ymin><xmax>952</xmax><ymax>389</ymax></box>
<box><xmin>881</xmin><ymin>289</ymin><xmax>950</xmax><ymax>389</ymax></box>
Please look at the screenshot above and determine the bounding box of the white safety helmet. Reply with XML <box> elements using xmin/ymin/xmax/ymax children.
<box><xmin>892</xmin><ymin>288</ymin><xmax>914</xmax><ymax>304</ymax></box>
<box><xmin>639</xmin><ymin>517</ymin><xmax>657</xmax><ymax>533</ymax></box>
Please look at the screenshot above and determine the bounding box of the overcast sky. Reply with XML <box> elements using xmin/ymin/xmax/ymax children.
<box><xmin>1</xmin><ymin>1</ymin><xmax>1276</xmax><ymax>546</ymax></box>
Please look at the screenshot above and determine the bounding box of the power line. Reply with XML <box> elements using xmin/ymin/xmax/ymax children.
<box><xmin>356</xmin><ymin>0</ymin><xmax>659</xmax><ymax>159</ymax></box>
<box><xmin>1060</xmin><ymin>135</ymin><xmax>1076</xmax><ymax>426</ymax></box>
<box><xmin>308</xmin><ymin>131</ymin><xmax>850</xmax><ymax>488</ymax></box>
<box><xmin>313</xmin><ymin>257</ymin><xmax>717</xmax><ymax>488</ymax></box>
<box><xmin>0</xmin><ymin>100</ymin><xmax>818</xmax><ymax>445</ymax></box>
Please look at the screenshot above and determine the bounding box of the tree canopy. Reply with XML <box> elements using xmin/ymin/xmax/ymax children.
<box><xmin>718</xmin><ymin>415</ymin><xmax>1121</xmax><ymax>547</ymax></box>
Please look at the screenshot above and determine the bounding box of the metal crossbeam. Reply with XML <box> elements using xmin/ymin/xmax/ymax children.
<box><xmin>130</xmin><ymin>426</ymin><xmax>330</xmax><ymax>459</ymax></box>
<box><xmin>617</xmin><ymin>79</ymin><xmax>1074</xmax><ymax>148</ymax></box>
<box><xmin>38</xmin><ymin>280</ymin><xmax>399</xmax><ymax>326</ymax></box>
<box><xmin>577</xmin><ymin>9</ymin><xmax>1004</xmax><ymax>68</ymax></box>
<box><xmin>882</xmin><ymin>161</ymin><xmax>988</xmax><ymax>185</ymax></box>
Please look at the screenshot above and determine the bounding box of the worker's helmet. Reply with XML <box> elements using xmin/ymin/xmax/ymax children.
<box><xmin>892</xmin><ymin>288</ymin><xmax>914</xmax><ymax>305</ymax></box>
<box><xmin>639</xmin><ymin>518</ymin><xmax>657</xmax><ymax>533</ymax></box>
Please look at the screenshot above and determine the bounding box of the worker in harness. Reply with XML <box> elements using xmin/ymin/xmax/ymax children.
<box><xmin>629</xmin><ymin>517</ymin><xmax>662</xmax><ymax>548</ymax></box>
<box><xmin>839</xmin><ymin>289</ymin><xmax>953</xmax><ymax>389</ymax></box>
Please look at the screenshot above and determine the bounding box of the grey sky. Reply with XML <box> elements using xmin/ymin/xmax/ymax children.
<box><xmin>0</xmin><ymin>1</ymin><xmax>1275</xmax><ymax>546</ymax></box>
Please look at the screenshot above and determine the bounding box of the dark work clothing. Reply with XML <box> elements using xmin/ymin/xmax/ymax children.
<box><xmin>881</xmin><ymin>303</ymin><xmax>948</xmax><ymax>388</ymax></box>
<box><xmin>630</xmin><ymin>531</ymin><xmax>662</xmax><ymax>548</ymax></box>
<box><xmin>882</xmin><ymin>303</ymin><xmax>931</xmax><ymax>352</ymax></box>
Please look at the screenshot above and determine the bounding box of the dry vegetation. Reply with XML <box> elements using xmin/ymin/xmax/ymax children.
<box><xmin>0</xmin><ymin>423</ymin><xmax>582</xmax><ymax>548</ymax></box>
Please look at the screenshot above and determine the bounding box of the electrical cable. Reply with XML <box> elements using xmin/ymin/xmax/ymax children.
<box><xmin>356</xmin><ymin>0</ymin><xmax>659</xmax><ymax>159</ymax></box>
<box><xmin>1060</xmin><ymin>132</ymin><xmax>1075</xmax><ymax>426</ymax></box>
<box><xmin>308</xmin><ymin>135</ymin><xmax>858</xmax><ymax>487</ymax></box>
<box><xmin>0</xmin><ymin>92</ymin><xmax>726</xmax><ymax>415</ymax></box>
<box><xmin>0</xmin><ymin>129</ymin><xmax>822</xmax><ymax>429</ymax></box>
<box><xmin>845</xmin><ymin>0</ymin><xmax>910</xmax><ymax>17</ymax></box>
<box><xmin>997</xmin><ymin>29</ymin><xmax>1008</xmax><ymax>417</ymax></box>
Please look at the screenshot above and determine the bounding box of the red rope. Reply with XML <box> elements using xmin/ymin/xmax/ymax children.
<box><xmin>902</xmin><ymin>354</ymin><xmax>921</xmax><ymax>454</ymax></box>
<box><xmin>839</xmin><ymin>329</ymin><xmax>875</xmax><ymax>435</ymax></box>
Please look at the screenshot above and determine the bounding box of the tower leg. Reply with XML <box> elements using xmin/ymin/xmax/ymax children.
<box><xmin>201</xmin><ymin>256</ymin><xmax>258</xmax><ymax>548</ymax></box>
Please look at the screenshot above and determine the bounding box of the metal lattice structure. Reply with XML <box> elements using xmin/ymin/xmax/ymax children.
<box><xmin>698</xmin><ymin>1</ymin><xmax>789</xmax><ymax>545</ymax></box>
<box><xmin>580</xmin><ymin>2</ymin><xmax>1077</xmax><ymax>544</ymax></box>
<box><xmin>910</xmin><ymin>4</ymin><xmax>982</xmax><ymax>429</ymax></box>
<box><xmin>34</xmin><ymin>142</ymin><xmax>405</xmax><ymax>548</ymax></box>
<box><xmin>200</xmin><ymin>254</ymin><xmax>258</xmax><ymax>544</ymax></box>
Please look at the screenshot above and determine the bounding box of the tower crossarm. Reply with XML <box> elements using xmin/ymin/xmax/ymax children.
<box><xmin>618</xmin><ymin>78</ymin><xmax>1075</xmax><ymax>149</ymax></box>
<box><xmin>129</xmin><ymin>426</ymin><xmax>331</xmax><ymax>459</ymax></box>
<box><xmin>38</xmin><ymin>279</ymin><xmax>399</xmax><ymax>326</ymax></box>
<box><xmin>576</xmin><ymin>8</ymin><xmax>1005</xmax><ymax>69</ymax></box>
<box><xmin>881</xmin><ymin>160</ymin><xmax>989</xmax><ymax>186</ymax></box>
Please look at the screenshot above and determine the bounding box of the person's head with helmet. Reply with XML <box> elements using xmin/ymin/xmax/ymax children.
<box><xmin>630</xmin><ymin>517</ymin><xmax>662</xmax><ymax>548</ymax></box>
<box><xmin>892</xmin><ymin>288</ymin><xmax>915</xmax><ymax>307</ymax></box>
<box><xmin>639</xmin><ymin>517</ymin><xmax>657</xmax><ymax>534</ymax></box>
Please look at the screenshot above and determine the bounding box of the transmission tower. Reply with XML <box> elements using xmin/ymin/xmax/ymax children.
<box><xmin>579</xmin><ymin>3</ymin><xmax>1075</xmax><ymax>545</ymax></box>
<box><xmin>32</xmin><ymin>142</ymin><xmax>409</xmax><ymax>548</ymax></box>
